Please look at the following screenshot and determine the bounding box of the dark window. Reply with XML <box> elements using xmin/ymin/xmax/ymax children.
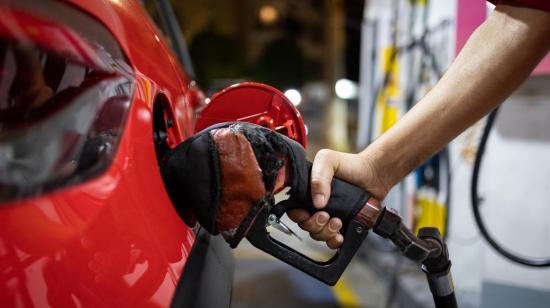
<box><xmin>142</xmin><ymin>0</ymin><xmax>196</xmax><ymax>79</ymax></box>
<box><xmin>143</xmin><ymin>0</ymin><xmax>174</xmax><ymax>47</ymax></box>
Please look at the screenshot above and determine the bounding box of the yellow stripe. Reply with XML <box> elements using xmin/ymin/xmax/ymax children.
<box><xmin>332</xmin><ymin>276</ymin><xmax>361</xmax><ymax>307</ymax></box>
<box><xmin>382</xmin><ymin>104</ymin><xmax>399</xmax><ymax>133</ymax></box>
<box><xmin>414</xmin><ymin>195</ymin><xmax>447</xmax><ymax>235</ymax></box>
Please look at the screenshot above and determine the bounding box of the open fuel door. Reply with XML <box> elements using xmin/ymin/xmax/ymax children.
<box><xmin>195</xmin><ymin>82</ymin><xmax>307</xmax><ymax>148</ymax></box>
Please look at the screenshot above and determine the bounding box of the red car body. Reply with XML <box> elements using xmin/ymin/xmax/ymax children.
<box><xmin>0</xmin><ymin>0</ymin><xmax>306</xmax><ymax>307</ymax></box>
<box><xmin>0</xmin><ymin>0</ymin><xmax>200</xmax><ymax>307</ymax></box>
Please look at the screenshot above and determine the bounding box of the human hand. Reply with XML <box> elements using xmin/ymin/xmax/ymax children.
<box><xmin>287</xmin><ymin>149</ymin><xmax>389</xmax><ymax>249</ymax></box>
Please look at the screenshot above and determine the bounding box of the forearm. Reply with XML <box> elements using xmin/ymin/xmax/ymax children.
<box><xmin>361</xmin><ymin>4</ymin><xmax>550</xmax><ymax>190</ymax></box>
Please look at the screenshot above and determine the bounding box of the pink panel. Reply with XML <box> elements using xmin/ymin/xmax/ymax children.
<box><xmin>455</xmin><ymin>0</ymin><xmax>486</xmax><ymax>55</ymax></box>
<box><xmin>532</xmin><ymin>53</ymin><xmax>550</xmax><ymax>75</ymax></box>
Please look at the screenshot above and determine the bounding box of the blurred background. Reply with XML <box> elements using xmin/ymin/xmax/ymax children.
<box><xmin>147</xmin><ymin>0</ymin><xmax>364</xmax><ymax>156</ymax></box>
<box><xmin>153</xmin><ymin>0</ymin><xmax>550</xmax><ymax>307</ymax></box>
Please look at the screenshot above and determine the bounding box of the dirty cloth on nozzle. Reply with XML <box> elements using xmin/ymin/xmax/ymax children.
<box><xmin>160</xmin><ymin>122</ymin><xmax>308</xmax><ymax>248</ymax></box>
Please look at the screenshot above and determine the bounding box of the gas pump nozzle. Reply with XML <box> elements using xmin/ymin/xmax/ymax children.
<box><xmin>246</xmin><ymin>161</ymin><xmax>449</xmax><ymax>285</ymax></box>
<box><xmin>161</xmin><ymin>122</ymin><xmax>453</xmax><ymax>292</ymax></box>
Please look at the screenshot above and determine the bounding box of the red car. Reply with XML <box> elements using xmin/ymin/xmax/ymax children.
<box><xmin>0</xmin><ymin>0</ymin><xmax>306</xmax><ymax>307</ymax></box>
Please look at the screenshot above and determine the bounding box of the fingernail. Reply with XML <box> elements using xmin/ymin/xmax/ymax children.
<box><xmin>316</xmin><ymin>214</ymin><xmax>328</xmax><ymax>225</ymax></box>
<box><xmin>313</xmin><ymin>194</ymin><xmax>325</xmax><ymax>208</ymax></box>
<box><xmin>329</xmin><ymin>220</ymin><xmax>341</xmax><ymax>231</ymax></box>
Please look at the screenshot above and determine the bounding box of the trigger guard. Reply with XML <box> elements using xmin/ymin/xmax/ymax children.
<box><xmin>246</xmin><ymin>205</ymin><xmax>368</xmax><ymax>286</ymax></box>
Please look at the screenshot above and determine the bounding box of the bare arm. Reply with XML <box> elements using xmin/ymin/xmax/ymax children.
<box><xmin>289</xmin><ymin>4</ymin><xmax>550</xmax><ymax>248</ymax></box>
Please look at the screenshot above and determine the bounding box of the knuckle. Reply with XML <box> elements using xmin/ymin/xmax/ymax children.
<box><xmin>309</xmin><ymin>232</ymin><xmax>321</xmax><ymax>241</ymax></box>
<box><xmin>308</xmin><ymin>223</ymin><xmax>324</xmax><ymax>234</ymax></box>
<box><xmin>312</xmin><ymin>226</ymin><xmax>334</xmax><ymax>242</ymax></box>
<box><xmin>312</xmin><ymin>150</ymin><xmax>339</xmax><ymax>178</ymax></box>
<box><xmin>299</xmin><ymin>218</ymin><xmax>320</xmax><ymax>232</ymax></box>
<box><xmin>311</xmin><ymin>225</ymin><xmax>324</xmax><ymax>234</ymax></box>
<box><xmin>310</xmin><ymin>231</ymin><xmax>327</xmax><ymax>241</ymax></box>
<box><xmin>298</xmin><ymin>221</ymin><xmax>311</xmax><ymax>231</ymax></box>
<box><xmin>310</xmin><ymin>178</ymin><xmax>325</xmax><ymax>190</ymax></box>
<box><xmin>316</xmin><ymin>149</ymin><xmax>334</xmax><ymax>161</ymax></box>
<box><xmin>287</xmin><ymin>209</ymin><xmax>309</xmax><ymax>223</ymax></box>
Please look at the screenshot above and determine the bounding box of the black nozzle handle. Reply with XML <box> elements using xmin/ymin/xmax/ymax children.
<box><xmin>245</xmin><ymin>161</ymin><xmax>371</xmax><ymax>286</ymax></box>
<box><xmin>272</xmin><ymin>162</ymin><xmax>370</xmax><ymax>226</ymax></box>
<box><xmin>246</xmin><ymin>205</ymin><xmax>368</xmax><ymax>285</ymax></box>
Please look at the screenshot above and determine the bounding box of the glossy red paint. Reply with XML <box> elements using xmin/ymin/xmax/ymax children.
<box><xmin>0</xmin><ymin>99</ymin><xmax>195</xmax><ymax>307</ymax></box>
<box><xmin>0</xmin><ymin>0</ymin><xmax>196</xmax><ymax>306</ymax></box>
<box><xmin>0</xmin><ymin>1</ymin><xmax>308</xmax><ymax>307</ymax></box>
<box><xmin>68</xmin><ymin>0</ymin><xmax>197</xmax><ymax>138</ymax></box>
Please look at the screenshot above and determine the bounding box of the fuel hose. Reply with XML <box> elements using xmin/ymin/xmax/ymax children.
<box><xmin>471</xmin><ymin>108</ymin><xmax>550</xmax><ymax>267</ymax></box>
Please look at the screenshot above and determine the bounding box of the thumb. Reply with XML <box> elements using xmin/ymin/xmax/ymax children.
<box><xmin>310</xmin><ymin>149</ymin><xmax>341</xmax><ymax>208</ymax></box>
